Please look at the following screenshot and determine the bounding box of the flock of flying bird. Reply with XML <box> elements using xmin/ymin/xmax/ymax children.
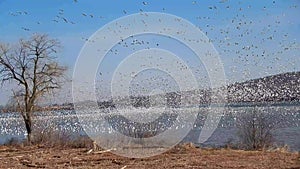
<box><xmin>1</xmin><ymin>1</ymin><xmax>300</xmax><ymax>144</ymax></box>
<box><xmin>10</xmin><ymin>1</ymin><xmax>151</xmax><ymax>32</ymax></box>
<box><xmin>7</xmin><ymin>0</ymin><xmax>299</xmax><ymax>81</ymax></box>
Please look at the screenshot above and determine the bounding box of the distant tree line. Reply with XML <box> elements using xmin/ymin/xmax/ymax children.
<box><xmin>96</xmin><ymin>92</ymin><xmax>182</xmax><ymax>109</ymax></box>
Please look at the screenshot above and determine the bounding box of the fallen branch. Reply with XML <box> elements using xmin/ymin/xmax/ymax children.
<box><xmin>93</xmin><ymin>148</ymin><xmax>116</xmax><ymax>154</ymax></box>
<box><xmin>86</xmin><ymin>149</ymin><xmax>93</xmax><ymax>154</ymax></box>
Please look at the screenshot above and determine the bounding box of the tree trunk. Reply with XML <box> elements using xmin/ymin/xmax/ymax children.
<box><xmin>23</xmin><ymin>113</ymin><xmax>32</xmax><ymax>144</ymax></box>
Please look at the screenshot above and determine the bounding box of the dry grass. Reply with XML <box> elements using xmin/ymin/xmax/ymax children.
<box><xmin>0</xmin><ymin>143</ymin><xmax>299</xmax><ymax>169</ymax></box>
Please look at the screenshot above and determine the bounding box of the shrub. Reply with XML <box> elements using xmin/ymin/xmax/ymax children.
<box><xmin>29</xmin><ymin>121</ymin><xmax>93</xmax><ymax>148</ymax></box>
<box><xmin>4</xmin><ymin>137</ymin><xmax>23</xmax><ymax>147</ymax></box>
<box><xmin>236</xmin><ymin>108</ymin><xmax>275</xmax><ymax>150</ymax></box>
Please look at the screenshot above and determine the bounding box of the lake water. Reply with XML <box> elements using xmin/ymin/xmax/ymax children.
<box><xmin>0</xmin><ymin>105</ymin><xmax>299</xmax><ymax>151</ymax></box>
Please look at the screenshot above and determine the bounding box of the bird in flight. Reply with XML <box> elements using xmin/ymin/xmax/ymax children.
<box><xmin>62</xmin><ymin>17</ymin><xmax>68</xmax><ymax>23</ymax></box>
<box><xmin>219</xmin><ymin>0</ymin><xmax>228</xmax><ymax>3</ymax></box>
<box><xmin>21</xmin><ymin>27</ymin><xmax>30</xmax><ymax>31</ymax></box>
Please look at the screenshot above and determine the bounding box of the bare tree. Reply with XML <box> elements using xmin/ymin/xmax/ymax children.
<box><xmin>237</xmin><ymin>108</ymin><xmax>275</xmax><ymax>150</ymax></box>
<box><xmin>0</xmin><ymin>34</ymin><xmax>67</xmax><ymax>143</ymax></box>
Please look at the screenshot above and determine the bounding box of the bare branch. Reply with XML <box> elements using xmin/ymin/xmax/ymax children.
<box><xmin>0</xmin><ymin>34</ymin><xmax>67</xmax><ymax>143</ymax></box>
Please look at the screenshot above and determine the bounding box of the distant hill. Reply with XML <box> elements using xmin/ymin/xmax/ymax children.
<box><xmin>69</xmin><ymin>71</ymin><xmax>300</xmax><ymax>108</ymax></box>
<box><xmin>3</xmin><ymin>71</ymin><xmax>298</xmax><ymax>112</ymax></box>
<box><xmin>103</xmin><ymin>71</ymin><xmax>300</xmax><ymax>107</ymax></box>
<box><xmin>227</xmin><ymin>72</ymin><xmax>300</xmax><ymax>103</ymax></box>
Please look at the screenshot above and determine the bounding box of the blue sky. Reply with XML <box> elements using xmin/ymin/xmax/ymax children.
<box><xmin>0</xmin><ymin>0</ymin><xmax>299</xmax><ymax>105</ymax></box>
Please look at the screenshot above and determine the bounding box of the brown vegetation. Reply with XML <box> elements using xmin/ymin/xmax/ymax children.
<box><xmin>236</xmin><ymin>108</ymin><xmax>276</xmax><ymax>150</ymax></box>
<box><xmin>0</xmin><ymin>143</ymin><xmax>298</xmax><ymax>169</ymax></box>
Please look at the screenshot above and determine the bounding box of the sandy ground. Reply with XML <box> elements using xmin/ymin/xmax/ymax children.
<box><xmin>0</xmin><ymin>145</ymin><xmax>299</xmax><ymax>169</ymax></box>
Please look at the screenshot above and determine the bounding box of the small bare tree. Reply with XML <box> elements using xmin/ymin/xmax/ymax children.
<box><xmin>237</xmin><ymin>108</ymin><xmax>275</xmax><ymax>150</ymax></box>
<box><xmin>0</xmin><ymin>34</ymin><xmax>67</xmax><ymax>143</ymax></box>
